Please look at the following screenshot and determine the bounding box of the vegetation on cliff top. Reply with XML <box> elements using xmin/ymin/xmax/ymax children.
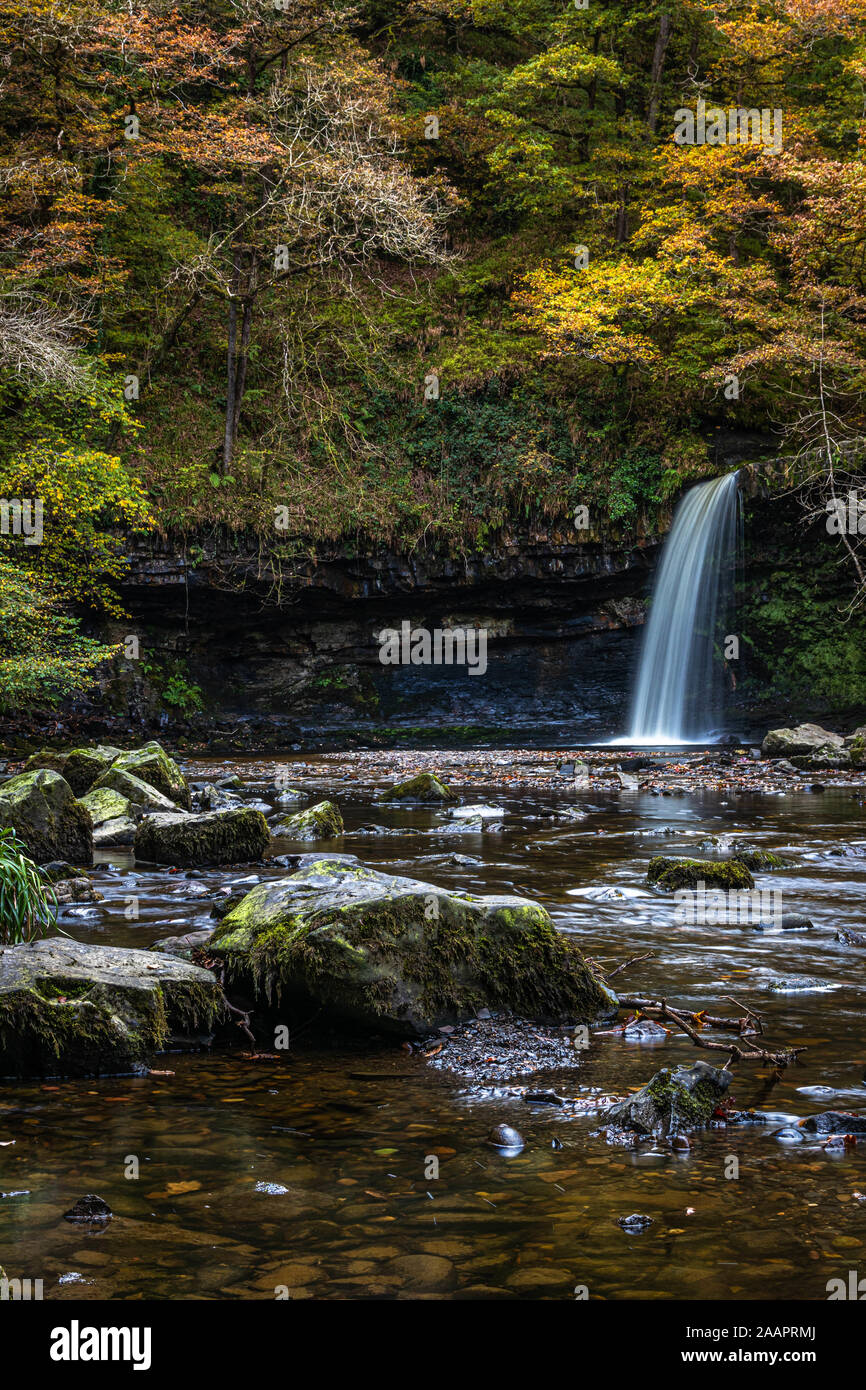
<box><xmin>1</xmin><ymin>1</ymin><xmax>866</xmax><ymax>707</ymax></box>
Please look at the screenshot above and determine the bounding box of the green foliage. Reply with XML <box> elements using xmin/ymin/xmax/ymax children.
<box><xmin>140</xmin><ymin>657</ymin><xmax>204</xmax><ymax>713</ymax></box>
<box><xmin>0</xmin><ymin>563</ymin><xmax>118</xmax><ymax>713</ymax></box>
<box><xmin>0</xmin><ymin>828</ymin><xmax>56</xmax><ymax>945</ymax></box>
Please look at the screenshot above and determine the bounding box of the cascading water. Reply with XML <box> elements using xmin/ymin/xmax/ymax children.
<box><xmin>623</xmin><ymin>471</ymin><xmax>741</xmax><ymax>744</ymax></box>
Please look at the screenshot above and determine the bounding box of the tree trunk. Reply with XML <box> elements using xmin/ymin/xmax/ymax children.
<box><xmin>647</xmin><ymin>14</ymin><xmax>673</xmax><ymax>134</ymax></box>
<box><xmin>222</xmin><ymin>247</ymin><xmax>242</xmax><ymax>474</ymax></box>
<box><xmin>229</xmin><ymin>298</ymin><xmax>253</xmax><ymax>464</ymax></box>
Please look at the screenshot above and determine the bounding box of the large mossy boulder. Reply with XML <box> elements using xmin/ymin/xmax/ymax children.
<box><xmin>761</xmin><ymin>723</ymin><xmax>844</xmax><ymax>758</ymax></box>
<box><xmin>209</xmin><ymin>856</ymin><xmax>617</xmax><ymax>1038</ymax></box>
<box><xmin>647</xmin><ymin>856</ymin><xmax>755</xmax><ymax>891</ymax></box>
<box><xmin>134</xmin><ymin>807</ymin><xmax>269</xmax><ymax>867</ymax></box>
<box><xmin>93</xmin><ymin>765</ymin><xmax>181</xmax><ymax>813</ymax></box>
<box><xmin>271</xmin><ymin>799</ymin><xmax>343</xmax><ymax>840</ymax></box>
<box><xmin>22</xmin><ymin>748</ymin><xmax>68</xmax><ymax>777</ymax></box>
<box><xmin>23</xmin><ymin>745</ymin><xmax>121</xmax><ymax>796</ymax></box>
<box><xmin>57</xmin><ymin>746</ymin><xmax>122</xmax><ymax>796</ymax></box>
<box><xmin>602</xmin><ymin>1061</ymin><xmax>732</xmax><ymax>1137</ymax></box>
<box><xmin>379</xmin><ymin>772</ymin><xmax>456</xmax><ymax>803</ymax></box>
<box><xmin>0</xmin><ymin>770</ymin><xmax>92</xmax><ymax>864</ymax></box>
<box><xmin>0</xmin><ymin>937</ymin><xmax>223</xmax><ymax>1077</ymax></box>
<box><xmin>112</xmin><ymin>742</ymin><xmax>191</xmax><ymax>810</ymax></box>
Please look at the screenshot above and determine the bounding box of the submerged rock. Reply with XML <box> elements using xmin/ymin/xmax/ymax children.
<box><xmin>63</xmin><ymin>1194</ymin><xmax>112</xmax><ymax>1223</ymax></box>
<box><xmin>602</xmin><ymin>1060</ymin><xmax>732</xmax><ymax>1137</ymax></box>
<box><xmin>270</xmin><ymin>800</ymin><xmax>343</xmax><ymax>840</ymax></box>
<box><xmin>647</xmin><ymin>856</ymin><xmax>755</xmax><ymax>891</ymax></box>
<box><xmin>209</xmin><ymin>856</ymin><xmax>617</xmax><ymax>1038</ymax></box>
<box><xmin>487</xmin><ymin>1124</ymin><xmax>524</xmax><ymax>1151</ymax></box>
<box><xmin>798</xmin><ymin>1111</ymin><xmax>866</xmax><ymax>1135</ymax></box>
<box><xmin>752</xmin><ymin>912</ymin><xmax>813</xmax><ymax>932</ymax></box>
<box><xmin>836</xmin><ymin>929</ymin><xmax>866</xmax><ymax>946</ymax></box>
<box><xmin>379</xmin><ymin>772</ymin><xmax>456</xmax><ymax>803</ymax></box>
<box><xmin>0</xmin><ymin>938</ymin><xmax>223</xmax><ymax>1077</ymax></box>
<box><xmin>731</xmin><ymin>849</ymin><xmax>790</xmax><ymax>871</ymax></box>
<box><xmin>134</xmin><ymin>807</ymin><xmax>269</xmax><ymax>867</ymax></box>
<box><xmin>0</xmin><ymin>770</ymin><xmax>92</xmax><ymax>865</ymax></box>
<box><xmin>618</xmin><ymin>1213</ymin><xmax>653</xmax><ymax>1231</ymax></box>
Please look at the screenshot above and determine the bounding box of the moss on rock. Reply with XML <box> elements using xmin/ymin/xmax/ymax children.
<box><xmin>94</xmin><ymin>765</ymin><xmax>181</xmax><ymax>812</ymax></box>
<box><xmin>271</xmin><ymin>800</ymin><xmax>344</xmax><ymax>840</ymax></box>
<box><xmin>210</xmin><ymin>856</ymin><xmax>617</xmax><ymax>1037</ymax></box>
<box><xmin>112</xmin><ymin>742</ymin><xmax>191</xmax><ymax>809</ymax></box>
<box><xmin>0</xmin><ymin>770</ymin><xmax>92</xmax><ymax>865</ymax></box>
<box><xmin>78</xmin><ymin>786</ymin><xmax>131</xmax><ymax>828</ymax></box>
<box><xmin>23</xmin><ymin>745</ymin><xmax>121</xmax><ymax>795</ymax></box>
<box><xmin>731</xmin><ymin>849</ymin><xmax>789</xmax><ymax>872</ymax></box>
<box><xmin>603</xmin><ymin>1061</ymin><xmax>732</xmax><ymax>1136</ymax></box>
<box><xmin>647</xmin><ymin>856</ymin><xmax>755</xmax><ymax>891</ymax></box>
<box><xmin>135</xmin><ymin>807</ymin><xmax>269</xmax><ymax>866</ymax></box>
<box><xmin>379</xmin><ymin>772</ymin><xmax>456</xmax><ymax>803</ymax></box>
<box><xmin>0</xmin><ymin>937</ymin><xmax>223</xmax><ymax>1077</ymax></box>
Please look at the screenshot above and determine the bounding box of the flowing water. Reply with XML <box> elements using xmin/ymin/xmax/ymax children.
<box><xmin>626</xmin><ymin>473</ymin><xmax>741</xmax><ymax>744</ymax></box>
<box><xmin>2</xmin><ymin>757</ymin><xmax>865</xmax><ymax>1300</ymax></box>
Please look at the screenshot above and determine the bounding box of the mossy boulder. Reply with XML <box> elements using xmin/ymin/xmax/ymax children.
<box><xmin>731</xmin><ymin>849</ymin><xmax>789</xmax><ymax>872</ymax></box>
<box><xmin>602</xmin><ymin>1061</ymin><xmax>732</xmax><ymax>1137</ymax></box>
<box><xmin>849</xmin><ymin>731</ymin><xmax>866</xmax><ymax>768</ymax></box>
<box><xmin>379</xmin><ymin>772</ymin><xmax>457</xmax><ymax>803</ymax></box>
<box><xmin>77</xmin><ymin>785</ymin><xmax>136</xmax><ymax>847</ymax></box>
<box><xmin>59</xmin><ymin>746</ymin><xmax>122</xmax><ymax>796</ymax></box>
<box><xmin>0</xmin><ymin>770</ymin><xmax>92</xmax><ymax>865</ymax></box>
<box><xmin>135</xmin><ymin>807</ymin><xmax>269</xmax><ymax>867</ymax></box>
<box><xmin>22</xmin><ymin>748</ymin><xmax>68</xmax><ymax>777</ymax></box>
<box><xmin>78</xmin><ymin>786</ymin><xmax>131</xmax><ymax>828</ymax></box>
<box><xmin>0</xmin><ymin>937</ymin><xmax>223</xmax><ymax>1077</ymax></box>
<box><xmin>647</xmin><ymin>856</ymin><xmax>755</xmax><ymax>891</ymax></box>
<box><xmin>93</xmin><ymin>765</ymin><xmax>181</xmax><ymax>813</ymax></box>
<box><xmin>271</xmin><ymin>800</ymin><xmax>344</xmax><ymax>840</ymax></box>
<box><xmin>762</xmin><ymin>723</ymin><xmax>844</xmax><ymax>758</ymax></box>
<box><xmin>112</xmin><ymin>741</ymin><xmax>190</xmax><ymax>810</ymax></box>
<box><xmin>209</xmin><ymin>856</ymin><xmax>617</xmax><ymax>1038</ymax></box>
<box><xmin>23</xmin><ymin>745</ymin><xmax>121</xmax><ymax>795</ymax></box>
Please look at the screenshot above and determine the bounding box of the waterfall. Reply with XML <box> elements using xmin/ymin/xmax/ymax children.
<box><xmin>624</xmin><ymin>471</ymin><xmax>741</xmax><ymax>744</ymax></box>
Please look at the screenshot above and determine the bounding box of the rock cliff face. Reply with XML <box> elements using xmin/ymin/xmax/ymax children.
<box><xmin>64</xmin><ymin>528</ymin><xmax>660</xmax><ymax>746</ymax></box>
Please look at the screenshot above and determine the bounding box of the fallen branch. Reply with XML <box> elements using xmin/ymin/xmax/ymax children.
<box><xmin>617</xmin><ymin>995</ymin><xmax>759</xmax><ymax>1034</ymax></box>
<box><xmin>615</xmin><ymin>994</ymin><xmax>805</xmax><ymax>1068</ymax></box>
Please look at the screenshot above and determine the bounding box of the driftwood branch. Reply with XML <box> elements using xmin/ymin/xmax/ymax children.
<box><xmin>613</xmin><ymin>994</ymin><xmax>806</xmax><ymax>1069</ymax></box>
